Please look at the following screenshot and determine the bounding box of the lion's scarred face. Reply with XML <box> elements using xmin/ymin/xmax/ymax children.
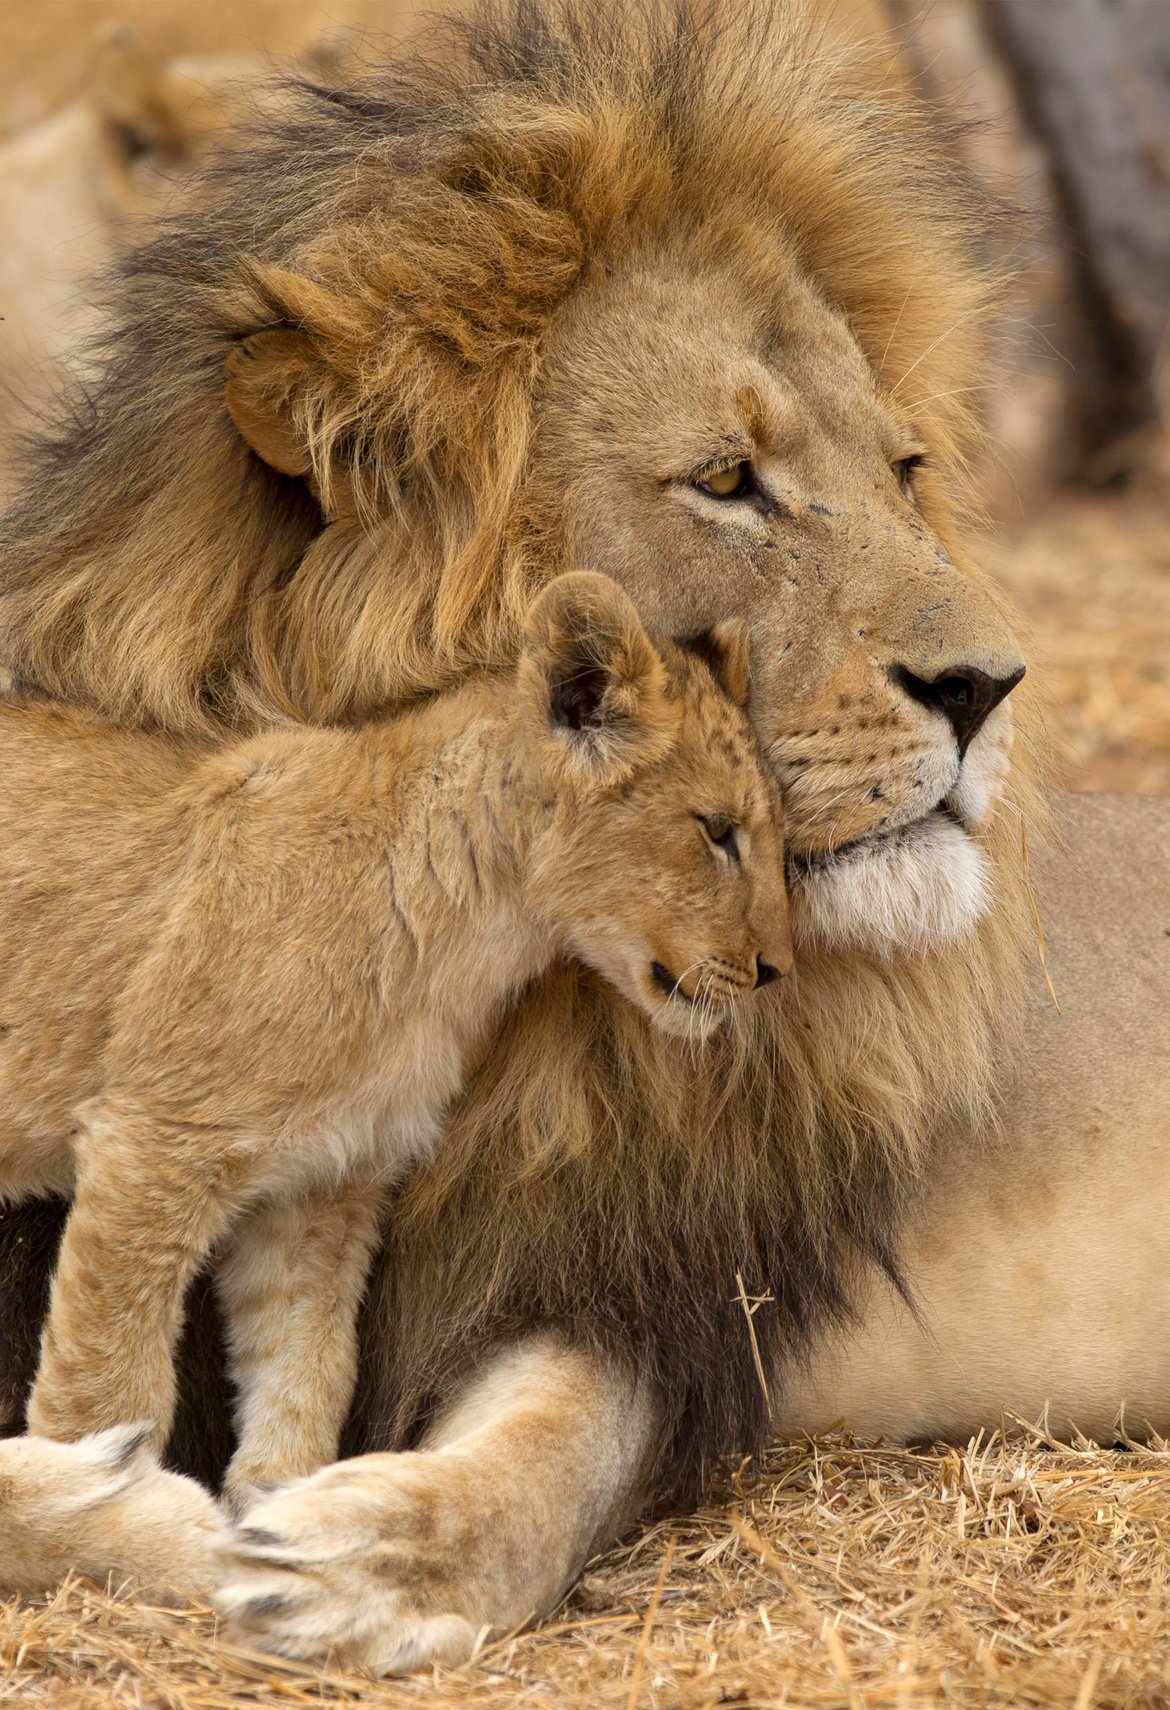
<box><xmin>527</xmin><ymin>250</ymin><xmax>1025</xmax><ymax>957</ymax></box>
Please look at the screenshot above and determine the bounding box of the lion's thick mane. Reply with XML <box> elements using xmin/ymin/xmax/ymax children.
<box><xmin>0</xmin><ymin>1</ymin><xmax>1037</xmax><ymax>1495</ymax></box>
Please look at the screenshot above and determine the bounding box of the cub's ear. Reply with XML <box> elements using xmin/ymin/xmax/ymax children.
<box><xmin>224</xmin><ymin>330</ymin><xmax>316</xmax><ymax>478</ymax></box>
<box><xmin>521</xmin><ymin>572</ymin><xmax>675</xmax><ymax>776</ymax></box>
<box><xmin>682</xmin><ymin>619</ymin><xmax>752</xmax><ymax>708</ymax></box>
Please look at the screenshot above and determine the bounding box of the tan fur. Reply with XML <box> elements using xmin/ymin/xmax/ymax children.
<box><xmin>0</xmin><ymin>0</ymin><xmax>1067</xmax><ymax>1672</ymax></box>
<box><xmin>0</xmin><ymin>573</ymin><xmax>787</xmax><ymax>1510</ymax></box>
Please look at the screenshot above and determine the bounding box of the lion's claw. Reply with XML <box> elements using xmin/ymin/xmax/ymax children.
<box><xmin>214</xmin><ymin>1458</ymin><xmax>487</xmax><ymax>1674</ymax></box>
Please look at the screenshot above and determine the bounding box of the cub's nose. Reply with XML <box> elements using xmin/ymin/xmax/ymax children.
<box><xmin>754</xmin><ymin>955</ymin><xmax>781</xmax><ymax>988</ymax></box>
<box><xmin>890</xmin><ymin>663</ymin><xmax>1025</xmax><ymax>758</ymax></box>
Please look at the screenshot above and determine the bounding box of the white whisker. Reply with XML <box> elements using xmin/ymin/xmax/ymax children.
<box><xmin>878</xmin><ymin>285</ymin><xmax>914</xmax><ymax>375</ymax></box>
<box><xmin>890</xmin><ymin>306</ymin><xmax>982</xmax><ymax>397</ymax></box>
<box><xmin>668</xmin><ymin>959</ymin><xmax>707</xmax><ymax>1003</ymax></box>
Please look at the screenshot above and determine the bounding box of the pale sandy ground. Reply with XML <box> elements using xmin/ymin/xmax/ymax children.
<box><xmin>985</xmin><ymin>478</ymin><xmax>1170</xmax><ymax>798</ymax></box>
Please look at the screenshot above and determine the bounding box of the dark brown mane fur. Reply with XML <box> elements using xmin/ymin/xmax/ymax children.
<box><xmin>0</xmin><ymin>0</ymin><xmax>1033</xmax><ymax>1499</ymax></box>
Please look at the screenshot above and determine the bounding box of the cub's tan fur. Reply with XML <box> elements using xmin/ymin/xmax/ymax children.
<box><xmin>2</xmin><ymin>572</ymin><xmax>787</xmax><ymax>1510</ymax></box>
<box><xmin>0</xmin><ymin>1423</ymin><xmax>220</xmax><ymax>1602</ymax></box>
<box><xmin>3</xmin><ymin>0</ymin><xmax>1163</xmax><ymax>1678</ymax></box>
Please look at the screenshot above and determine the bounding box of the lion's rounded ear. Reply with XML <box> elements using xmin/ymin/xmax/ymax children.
<box><xmin>224</xmin><ymin>331</ymin><xmax>315</xmax><ymax>478</ymax></box>
<box><xmin>682</xmin><ymin>618</ymin><xmax>752</xmax><ymax>708</ymax></box>
<box><xmin>521</xmin><ymin>572</ymin><xmax>674</xmax><ymax>775</ymax></box>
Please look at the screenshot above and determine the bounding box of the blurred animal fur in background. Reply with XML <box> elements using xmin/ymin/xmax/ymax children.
<box><xmin>0</xmin><ymin>23</ymin><xmax>360</xmax><ymax>497</ymax></box>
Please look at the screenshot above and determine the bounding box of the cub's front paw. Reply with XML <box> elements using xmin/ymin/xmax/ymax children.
<box><xmin>0</xmin><ymin>1424</ymin><xmax>220</xmax><ymax>1598</ymax></box>
<box><xmin>214</xmin><ymin>1453</ymin><xmax>491</xmax><ymax>1673</ymax></box>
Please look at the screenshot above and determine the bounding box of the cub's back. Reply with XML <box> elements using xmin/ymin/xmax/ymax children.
<box><xmin>0</xmin><ymin>698</ymin><xmax>210</xmax><ymax>1132</ymax></box>
<box><xmin>0</xmin><ymin>695</ymin><xmax>205</xmax><ymax>832</ymax></box>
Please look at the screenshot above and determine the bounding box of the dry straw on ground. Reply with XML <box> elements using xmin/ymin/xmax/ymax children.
<box><xmin>6</xmin><ymin>1427</ymin><xmax>1170</xmax><ymax>1709</ymax></box>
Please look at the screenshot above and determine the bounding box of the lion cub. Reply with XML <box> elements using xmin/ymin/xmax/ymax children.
<box><xmin>0</xmin><ymin>572</ymin><xmax>789</xmax><ymax>1507</ymax></box>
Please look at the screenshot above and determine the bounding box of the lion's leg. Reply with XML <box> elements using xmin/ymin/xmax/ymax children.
<box><xmin>215</xmin><ymin>1333</ymin><xmax>659</xmax><ymax>1673</ymax></box>
<box><xmin>0</xmin><ymin>1423</ymin><xmax>222</xmax><ymax>1598</ymax></box>
<box><xmin>216</xmin><ymin>1182</ymin><xmax>386</xmax><ymax>1513</ymax></box>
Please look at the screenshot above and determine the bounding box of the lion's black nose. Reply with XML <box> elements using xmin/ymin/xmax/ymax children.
<box><xmin>890</xmin><ymin>663</ymin><xmax>1025</xmax><ymax>757</ymax></box>
<box><xmin>754</xmin><ymin>956</ymin><xmax>780</xmax><ymax>988</ymax></box>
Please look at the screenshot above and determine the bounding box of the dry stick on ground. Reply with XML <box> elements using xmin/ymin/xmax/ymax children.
<box><xmin>733</xmin><ymin>1267</ymin><xmax>773</xmax><ymax>1414</ymax></box>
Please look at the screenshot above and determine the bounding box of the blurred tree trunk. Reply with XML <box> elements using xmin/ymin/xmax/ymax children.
<box><xmin>984</xmin><ymin>0</ymin><xmax>1170</xmax><ymax>471</ymax></box>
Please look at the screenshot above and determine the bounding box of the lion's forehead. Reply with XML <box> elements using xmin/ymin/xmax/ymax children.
<box><xmin>543</xmin><ymin>247</ymin><xmax>893</xmax><ymax>471</ymax></box>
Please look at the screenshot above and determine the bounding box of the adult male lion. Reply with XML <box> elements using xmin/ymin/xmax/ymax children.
<box><xmin>0</xmin><ymin>0</ymin><xmax>1167</xmax><ymax>1675</ymax></box>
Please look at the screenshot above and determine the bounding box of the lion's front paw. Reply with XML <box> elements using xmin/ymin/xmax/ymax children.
<box><xmin>214</xmin><ymin>1453</ymin><xmax>490</xmax><ymax>1674</ymax></box>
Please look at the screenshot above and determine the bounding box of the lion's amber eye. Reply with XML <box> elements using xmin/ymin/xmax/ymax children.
<box><xmin>698</xmin><ymin>813</ymin><xmax>740</xmax><ymax>860</ymax></box>
<box><xmin>698</xmin><ymin>462</ymin><xmax>752</xmax><ymax>500</ymax></box>
<box><xmin>894</xmin><ymin>454</ymin><xmax>925</xmax><ymax>499</ymax></box>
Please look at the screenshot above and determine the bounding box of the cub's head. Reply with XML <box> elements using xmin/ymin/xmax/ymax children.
<box><xmin>518</xmin><ymin>572</ymin><xmax>790</xmax><ymax>1039</ymax></box>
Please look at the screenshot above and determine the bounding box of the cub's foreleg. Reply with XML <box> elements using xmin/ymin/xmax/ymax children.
<box><xmin>216</xmin><ymin>1333</ymin><xmax>659</xmax><ymax>1673</ymax></box>
<box><xmin>216</xmin><ymin>1181</ymin><xmax>387</xmax><ymax>1513</ymax></box>
<box><xmin>27</xmin><ymin>1103</ymin><xmax>239</xmax><ymax>1452</ymax></box>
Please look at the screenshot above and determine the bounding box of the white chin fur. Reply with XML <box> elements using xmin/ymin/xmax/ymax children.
<box><xmin>792</xmin><ymin>813</ymin><xmax>990</xmax><ymax>958</ymax></box>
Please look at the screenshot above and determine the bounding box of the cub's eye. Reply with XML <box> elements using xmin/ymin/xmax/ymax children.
<box><xmin>697</xmin><ymin>461</ymin><xmax>753</xmax><ymax>500</ymax></box>
<box><xmin>698</xmin><ymin>812</ymin><xmax>740</xmax><ymax>860</ymax></box>
<box><xmin>894</xmin><ymin>454</ymin><xmax>925</xmax><ymax>499</ymax></box>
